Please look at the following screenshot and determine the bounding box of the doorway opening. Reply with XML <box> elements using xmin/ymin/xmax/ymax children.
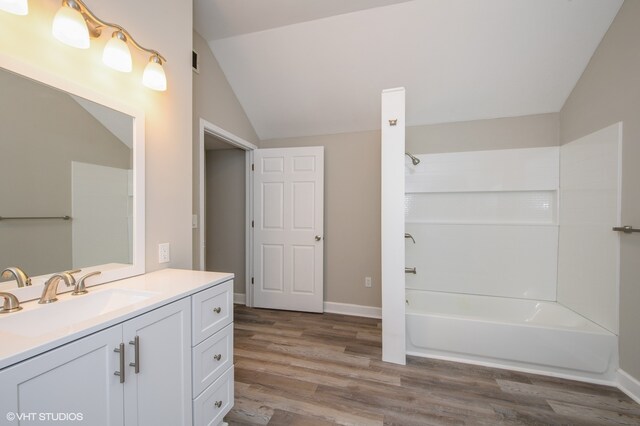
<box><xmin>197</xmin><ymin>119</ymin><xmax>257</xmax><ymax>306</ymax></box>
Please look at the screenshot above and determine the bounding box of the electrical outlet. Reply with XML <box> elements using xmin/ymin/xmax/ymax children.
<box><xmin>365</xmin><ymin>277</ymin><xmax>372</xmax><ymax>288</ymax></box>
<box><xmin>158</xmin><ymin>243</ymin><xmax>170</xmax><ymax>264</ymax></box>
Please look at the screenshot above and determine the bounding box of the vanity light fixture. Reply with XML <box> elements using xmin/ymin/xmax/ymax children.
<box><xmin>0</xmin><ymin>0</ymin><xmax>28</xmax><ymax>15</ymax></box>
<box><xmin>50</xmin><ymin>0</ymin><xmax>167</xmax><ymax>90</ymax></box>
<box><xmin>52</xmin><ymin>0</ymin><xmax>89</xmax><ymax>49</ymax></box>
<box><xmin>142</xmin><ymin>55</ymin><xmax>167</xmax><ymax>92</ymax></box>
<box><xmin>103</xmin><ymin>31</ymin><xmax>132</xmax><ymax>72</ymax></box>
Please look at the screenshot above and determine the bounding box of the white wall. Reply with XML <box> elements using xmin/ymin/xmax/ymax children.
<box><xmin>381</xmin><ymin>88</ymin><xmax>406</xmax><ymax>364</ymax></box>
<box><xmin>405</xmin><ymin>148</ymin><xmax>559</xmax><ymax>300</ymax></box>
<box><xmin>557</xmin><ymin>123</ymin><xmax>621</xmax><ymax>334</ymax></box>
<box><xmin>0</xmin><ymin>0</ymin><xmax>194</xmax><ymax>271</ymax></box>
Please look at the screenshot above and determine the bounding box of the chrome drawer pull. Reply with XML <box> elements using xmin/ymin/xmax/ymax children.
<box><xmin>214</xmin><ymin>401</ymin><xmax>223</xmax><ymax>408</ymax></box>
<box><xmin>129</xmin><ymin>336</ymin><xmax>140</xmax><ymax>374</ymax></box>
<box><xmin>114</xmin><ymin>343</ymin><xmax>125</xmax><ymax>383</ymax></box>
<box><xmin>213</xmin><ymin>307</ymin><xmax>222</xmax><ymax>314</ymax></box>
<box><xmin>213</xmin><ymin>354</ymin><xmax>222</xmax><ymax>361</ymax></box>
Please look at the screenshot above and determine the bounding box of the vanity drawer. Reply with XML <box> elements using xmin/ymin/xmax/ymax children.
<box><xmin>193</xmin><ymin>322</ymin><xmax>233</xmax><ymax>397</ymax></box>
<box><xmin>193</xmin><ymin>366</ymin><xmax>234</xmax><ymax>426</ymax></box>
<box><xmin>192</xmin><ymin>279</ymin><xmax>233</xmax><ymax>345</ymax></box>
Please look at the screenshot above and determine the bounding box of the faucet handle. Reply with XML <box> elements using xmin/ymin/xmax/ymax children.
<box><xmin>72</xmin><ymin>271</ymin><xmax>101</xmax><ymax>296</ymax></box>
<box><xmin>0</xmin><ymin>292</ymin><xmax>22</xmax><ymax>314</ymax></box>
<box><xmin>1</xmin><ymin>267</ymin><xmax>31</xmax><ymax>288</ymax></box>
<box><xmin>64</xmin><ymin>269</ymin><xmax>82</xmax><ymax>286</ymax></box>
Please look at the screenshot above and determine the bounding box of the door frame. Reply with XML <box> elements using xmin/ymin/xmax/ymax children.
<box><xmin>198</xmin><ymin>118</ymin><xmax>257</xmax><ymax>306</ymax></box>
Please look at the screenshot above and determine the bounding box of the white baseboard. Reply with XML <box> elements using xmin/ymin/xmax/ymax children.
<box><xmin>617</xmin><ymin>369</ymin><xmax>640</xmax><ymax>404</ymax></box>
<box><xmin>323</xmin><ymin>301</ymin><xmax>381</xmax><ymax>319</ymax></box>
<box><xmin>233</xmin><ymin>293</ymin><xmax>246</xmax><ymax>305</ymax></box>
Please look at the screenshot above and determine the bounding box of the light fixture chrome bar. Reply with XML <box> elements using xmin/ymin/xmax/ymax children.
<box><xmin>0</xmin><ymin>215</ymin><xmax>71</xmax><ymax>220</ymax></box>
<box><xmin>66</xmin><ymin>0</ymin><xmax>167</xmax><ymax>62</ymax></box>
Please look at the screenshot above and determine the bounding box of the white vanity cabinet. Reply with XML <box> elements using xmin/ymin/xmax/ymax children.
<box><xmin>0</xmin><ymin>271</ymin><xmax>235</xmax><ymax>426</ymax></box>
<box><xmin>191</xmin><ymin>279</ymin><xmax>235</xmax><ymax>426</ymax></box>
<box><xmin>0</xmin><ymin>298</ymin><xmax>191</xmax><ymax>426</ymax></box>
<box><xmin>0</xmin><ymin>325</ymin><xmax>125</xmax><ymax>425</ymax></box>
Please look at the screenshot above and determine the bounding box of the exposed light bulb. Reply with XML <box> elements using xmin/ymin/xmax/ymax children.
<box><xmin>143</xmin><ymin>56</ymin><xmax>167</xmax><ymax>91</ymax></box>
<box><xmin>52</xmin><ymin>1</ymin><xmax>90</xmax><ymax>49</ymax></box>
<box><xmin>103</xmin><ymin>31</ymin><xmax>132</xmax><ymax>72</ymax></box>
<box><xmin>0</xmin><ymin>0</ymin><xmax>28</xmax><ymax>15</ymax></box>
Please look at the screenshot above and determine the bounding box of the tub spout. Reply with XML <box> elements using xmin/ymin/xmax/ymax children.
<box><xmin>405</xmin><ymin>267</ymin><xmax>416</xmax><ymax>274</ymax></box>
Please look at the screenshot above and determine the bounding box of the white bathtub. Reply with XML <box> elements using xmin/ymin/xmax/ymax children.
<box><xmin>405</xmin><ymin>290</ymin><xmax>618</xmax><ymax>383</ymax></box>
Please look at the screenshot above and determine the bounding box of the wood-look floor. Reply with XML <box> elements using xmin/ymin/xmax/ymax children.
<box><xmin>226</xmin><ymin>305</ymin><xmax>640</xmax><ymax>426</ymax></box>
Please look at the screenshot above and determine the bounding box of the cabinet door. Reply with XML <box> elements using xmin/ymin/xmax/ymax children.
<box><xmin>123</xmin><ymin>298</ymin><xmax>192</xmax><ymax>426</ymax></box>
<box><xmin>0</xmin><ymin>326</ymin><xmax>124</xmax><ymax>426</ymax></box>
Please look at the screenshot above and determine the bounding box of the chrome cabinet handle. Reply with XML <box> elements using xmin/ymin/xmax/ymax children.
<box><xmin>213</xmin><ymin>354</ymin><xmax>222</xmax><ymax>361</ymax></box>
<box><xmin>213</xmin><ymin>307</ymin><xmax>221</xmax><ymax>314</ymax></box>
<box><xmin>214</xmin><ymin>401</ymin><xmax>223</xmax><ymax>408</ymax></box>
<box><xmin>129</xmin><ymin>336</ymin><xmax>140</xmax><ymax>374</ymax></box>
<box><xmin>114</xmin><ymin>343</ymin><xmax>125</xmax><ymax>383</ymax></box>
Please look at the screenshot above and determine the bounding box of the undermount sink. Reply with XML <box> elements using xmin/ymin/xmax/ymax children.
<box><xmin>0</xmin><ymin>288</ymin><xmax>158</xmax><ymax>337</ymax></box>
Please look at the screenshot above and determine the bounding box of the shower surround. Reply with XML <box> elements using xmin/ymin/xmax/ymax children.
<box><xmin>402</xmin><ymin>124</ymin><xmax>622</xmax><ymax>383</ymax></box>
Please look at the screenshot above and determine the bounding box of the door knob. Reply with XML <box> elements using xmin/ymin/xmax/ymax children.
<box><xmin>315</xmin><ymin>235</ymin><xmax>322</xmax><ymax>241</ymax></box>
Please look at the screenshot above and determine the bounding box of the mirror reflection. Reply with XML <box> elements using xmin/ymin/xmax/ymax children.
<box><xmin>0</xmin><ymin>67</ymin><xmax>134</xmax><ymax>281</ymax></box>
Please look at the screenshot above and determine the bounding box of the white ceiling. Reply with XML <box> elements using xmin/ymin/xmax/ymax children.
<box><xmin>193</xmin><ymin>0</ymin><xmax>414</xmax><ymax>41</ymax></box>
<box><xmin>195</xmin><ymin>0</ymin><xmax>623</xmax><ymax>140</ymax></box>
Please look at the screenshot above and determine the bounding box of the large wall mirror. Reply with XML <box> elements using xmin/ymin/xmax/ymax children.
<box><xmin>0</xmin><ymin>62</ymin><xmax>145</xmax><ymax>300</ymax></box>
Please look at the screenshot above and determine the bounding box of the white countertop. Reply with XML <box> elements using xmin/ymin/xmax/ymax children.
<box><xmin>0</xmin><ymin>269</ymin><xmax>234</xmax><ymax>370</ymax></box>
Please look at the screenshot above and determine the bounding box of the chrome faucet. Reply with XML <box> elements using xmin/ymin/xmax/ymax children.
<box><xmin>0</xmin><ymin>292</ymin><xmax>22</xmax><ymax>313</ymax></box>
<box><xmin>72</xmin><ymin>271</ymin><xmax>101</xmax><ymax>295</ymax></box>
<box><xmin>1</xmin><ymin>267</ymin><xmax>31</xmax><ymax>287</ymax></box>
<box><xmin>404</xmin><ymin>233</ymin><xmax>416</xmax><ymax>244</ymax></box>
<box><xmin>39</xmin><ymin>273</ymin><xmax>73</xmax><ymax>304</ymax></box>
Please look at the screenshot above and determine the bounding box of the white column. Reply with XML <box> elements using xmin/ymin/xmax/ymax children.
<box><xmin>381</xmin><ymin>87</ymin><xmax>406</xmax><ymax>365</ymax></box>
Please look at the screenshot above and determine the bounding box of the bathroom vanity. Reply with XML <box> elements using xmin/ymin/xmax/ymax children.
<box><xmin>0</xmin><ymin>269</ymin><xmax>234</xmax><ymax>426</ymax></box>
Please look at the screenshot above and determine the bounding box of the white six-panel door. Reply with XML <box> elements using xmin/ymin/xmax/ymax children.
<box><xmin>253</xmin><ymin>147</ymin><xmax>324</xmax><ymax>312</ymax></box>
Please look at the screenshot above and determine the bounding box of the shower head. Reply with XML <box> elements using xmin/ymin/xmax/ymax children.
<box><xmin>405</xmin><ymin>152</ymin><xmax>420</xmax><ymax>166</ymax></box>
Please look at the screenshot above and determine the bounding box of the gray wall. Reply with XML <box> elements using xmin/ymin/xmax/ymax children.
<box><xmin>205</xmin><ymin>148</ymin><xmax>246</xmax><ymax>294</ymax></box>
<box><xmin>261</xmin><ymin>113</ymin><xmax>559</xmax><ymax>307</ymax></box>
<box><xmin>407</xmin><ymin>113</ymin><xmax>559</xmax><ymax>154</ymax></box>
<box><xmin>559</xmin><ymin>0</ymin><xmax>640</xmax><ymax>380</ymax></box>
<box><xmin>193</xmin><ymin>31</ymin><xmax>258</xmax><ymax>269</ymax></box>
<box><xmin>0</xmin><ymin>69</ymin><xmax>131</xmax><ymax>277</ymax></box>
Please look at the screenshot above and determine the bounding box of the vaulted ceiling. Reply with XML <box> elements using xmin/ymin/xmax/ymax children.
<box><xmin>194</xmin><ymin>0</ymin><xmax>623</xmax><ymax>140</ymax></box>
